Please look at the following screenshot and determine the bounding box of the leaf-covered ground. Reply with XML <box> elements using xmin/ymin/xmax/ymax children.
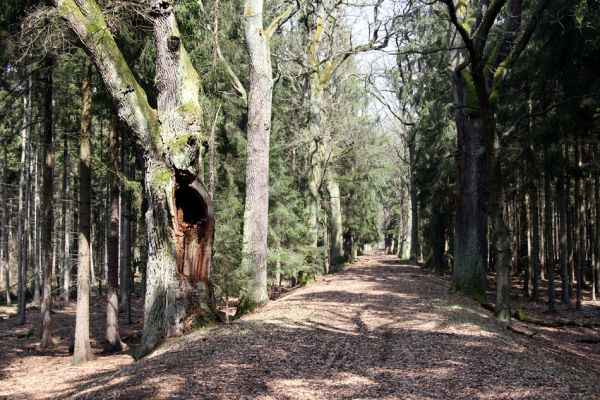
<box><xmin>1</xmin><ymin>253</ymin><xmax>600</xmax><ymax>399</ymax></box>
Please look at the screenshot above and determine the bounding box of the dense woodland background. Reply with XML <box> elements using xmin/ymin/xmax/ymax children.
<box><xmin>0</xmin><ymin>0</ymin><xmax>599</xmax><ymax>370</ymax></box>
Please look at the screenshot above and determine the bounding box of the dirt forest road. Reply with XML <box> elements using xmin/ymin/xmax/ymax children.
<box><xmin>2</xmin><ymin>253</ymin><xmax>600</xmax><ymax>399</ymax></box>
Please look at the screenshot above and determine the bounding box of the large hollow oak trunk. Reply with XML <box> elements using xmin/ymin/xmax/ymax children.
<box><xmin>53</xmin><ymin>0</ymin><xmax>214</xmax><ymax>357</ymax></box>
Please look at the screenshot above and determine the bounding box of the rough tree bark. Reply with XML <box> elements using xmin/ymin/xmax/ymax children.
<box><xmin>408</xmin><ymin>136</ymin><xmax>420</xmax><ymax>264</ymax></box>
<box><xmin>326</xmin><ymin>171</ymin><xmax>343</xmax><ymax>270</ymax></box>
<box><xmin>52</xmin><ymin>0</ymin><xmax>214</xmax><ymax>356</ymax></box>
<box><xmin>444</xmin><ymin>0</ymin><xmax>548</xmax><ymax>315</ymax></box>
<box><xmin>40</xmin><ymin>56</ymin><xmax>55</xmax><ymax>348</ymax></box>
<box><xmin>242</xmin><ymin>0</ymin><xmax>273</xmax><ymax>306</ymax></box>
<box><xmin>72</xmin><ymin>63</ymin><xmax>94</xmax><ymax>365</ymax></box>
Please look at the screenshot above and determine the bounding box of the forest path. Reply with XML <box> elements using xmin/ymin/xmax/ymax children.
<box><xmin>3</xmin><ymin>253</ymin><xmax>600</xmax><ymax>399</ymax></box>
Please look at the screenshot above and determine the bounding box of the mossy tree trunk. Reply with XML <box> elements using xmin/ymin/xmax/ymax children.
<box><xmin>53</xmin><ymin>0</ymin><xmax>214</xmax><ymax>357</ymax></box>
<box><xmin>444</xmin><ymin>0</ymin><xmax>548</xmax><ymax>317</ymax></box>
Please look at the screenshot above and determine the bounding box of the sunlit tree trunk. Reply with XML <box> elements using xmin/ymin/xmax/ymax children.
<box><xmin>407</xmin><ymin>136</ymin><xmax>420</xmax><ymax>263</ymax></box>
<box><xmin>242</xmin><ymin>0</ymin><xmax>273</xmax><ymax>305</ymax></box>
<box><xmin>72</xmin><ymin>63</ymin><xmax>94</xmax><ymax>365</ymax></box>
<box><xmin>326</xmin><ymin>172</ymin><xmax>343</xmax><ymax>271</ymax></box>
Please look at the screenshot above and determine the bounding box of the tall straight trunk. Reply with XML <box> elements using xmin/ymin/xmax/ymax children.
<box><xmin>574</xmin><ymin>141</ymin><xmax>582</xmax><ymax>310</ymax></box>
<box><xmin>402</xmin><ymin>184</ymin><xmax>412</xmax><ymax>260</ymax></box>
<box><xmin>408</xmin><ymin>137</ymin><xmax>419</xmax><ymax>263</ymax></box>
<box><xmin>558</xmin><ymin>170</ymin><xmax>570</xmax><ymax>306</ymax></box>
<box><xmin>519</xmin><ymin>162</ymin><xmax>530</xmax><ymax>295</ymax></box>
<box><xmin>242</xmin><ymin>0</ymin><xmax>273</xmax><ymax>305</ymax></box>
<box><xmin>577</xmin><ymin>142</ymin><xmax>585</xmax><ymax>307</ymax></box>
<box><xmin>72</xmin><ymin>63</ymin><xmax>94</xmax><ymax>365</ymax></box>
<box><xmin>305</xmin><ymin>1</ymin><xmax>326</xmax><ymax>250</ymax></box>
<box><xmin>106</xmin><ymin>118</ymin><xmax>126</xmax><ymax>351</ymax></box>
<box><xmin>543</xmin><ymin>149</ymin><xmax>556</xmax><ymax>313</ymax></box>
<box><xmin>2</xmin><ymin>148</ymin><xmax>10</xmax><ymax>305</ymax></box>
<box><xmin>592</xmin><ymin>144</ymin><xmax>600</xmax><ymax>300</ymax></box>
<box><xmin>32</xmin><ymin>149</ymin><xmax>41</xmax><ymax>305</ymax></box>
<box><xmin>583</xmin><ymin>145</ymin><xmax>592</xmax><ymax>287</ymax></box>
<box><xmin>529</xmin><ymin>159</ymin><xmax>540</xmax><ymax>301</ymax></box>
<box><xmin>17</xmin><ymin>75</ymin><xmax>33</xmax><ymax>325</ymax></box>
<box><xmin>119</xmin><ymin>133</ymin><xmax>131</xmax><ymax>314</ymax></box>
<box><xmin>208</xmin><ymin>0</ymin><xmax>219</xmax><ymax>199</ymax></box>
<box><xmin>327</xmin><ymin>172</ymin><xmax>343</xmax><ymax>271</ymax></box>
<box><xmin>451</xmin><ymin>74</ymin><xmax>487</xmax><ymax>301</ymax></box>
<box><xmin>40</xmin><ymin>56</ymin><xmax>55</xmax><ymax>348</ymax></box>
<box><xmin>565</xmin><ymin>143</ymin><xmax>574</xmax><ymax>296</ymax></box>
<box><xmin>61</xmin><ymin>128</ymin><xmax>70</xmax><ymax>303</ymax></box>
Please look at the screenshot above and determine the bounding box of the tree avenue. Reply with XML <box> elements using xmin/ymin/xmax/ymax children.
<box><xmin>0</xmin><ymin>1</ymin><xmax>599</xmax><ymax>395</ymax></box>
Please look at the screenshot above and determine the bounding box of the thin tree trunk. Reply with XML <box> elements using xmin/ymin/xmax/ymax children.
<box><xmin>565</xmin><ymin>142</ymin><xmax>574</xmax><ymax>297</ymax></box>
<box><xmin>574</xmin><ymin>141</ymin><xmax>583</xmax><ymax>311</ymax></box>
<box><xmin>242</xmin><ymin>0</ymin><xmax>273</xmax><ymax>305</ymax></box>
<box><xmin>40</xmin><ymin>56</ymin><xmax>55</xmax><ymax>348</ymax></box>
<box><xmin>32</xmin><ymin>149</ymin><xmax>41</xmax><ymax>306</ymax></box>
<box><xmin>2</xmin><ymin>147</ymin><xmax>10</xmax><ymax>306</ymax></box>
<box><xmin>119</xmin><ymin>133</ymin><xmax>130</xmax><ymax>315</ymax></box>
<box><xmin>72</xmin><ymin>63</ymin><xmax>95</xmax><ymax>365</ymax></box>
<box><xmin>529</xmin><ymin>159</ymin><xmax>540</xmax><ymax>301</ymax></box>
<box><xmin>544</xmin><ymin>148</ymin><xmax>556</xmax><ymax>313</ymax></box>
<box><xmin>519</xmin><ymin>161</ymin><xmax>530</xmax><ymax>295</ymax></box>
<box><xmin>592</xmin><ymin>144</ymin><xmax>600</xmax><ymax>300</ymax></box>
<box><xmin>17</xmin><ymin>75</ymin><xmax>33</xmax><ymax>325</ymax></box>
<box><xmin>61</xmin><ymin>129</ymin><xmax>70</xmax><ymax>304</ymax></box>
<box><xmin>327</xmin><ymin>172</ymin><xmax>343</xmax><ymax>271</ymax></box>
<box><xmin>208</xmin><ymin>0</ymin><xmax>220</xmax><ymax>199</ymax></box>
<box><xmin>558</xmin><ymin>168</ymin><xmax>570</xmax><ymax>306</ymax></box>
<box><xmin>106</xmin><ymin>117</ymin><xmax>126</xmax><ymax>352</ymax></box>
<box><xmin>408</xmin><ymin>136</ymin><xmax>419</xmax><ymax>264</ymax></box>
